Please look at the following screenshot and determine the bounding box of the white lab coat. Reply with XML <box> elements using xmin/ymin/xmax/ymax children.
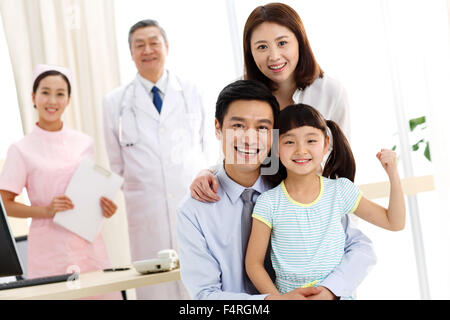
<box><xmin>102</xmin><ymin>71</ymin><xmax>206</xmax><ymax>299</ymax></box>
<box><xmin>293</xmin><ymin>74</ymin><xmax>350</xmax><ymax>138</ymax></box>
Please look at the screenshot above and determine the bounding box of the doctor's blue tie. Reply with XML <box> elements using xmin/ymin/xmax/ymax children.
<box><xmin>151</xmin><ymin>86</ymin><xmax>163</xmax><ymax>114</ymax></box>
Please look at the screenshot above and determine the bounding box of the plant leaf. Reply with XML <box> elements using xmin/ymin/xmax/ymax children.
<box><xmin>424</xmin><ymin>142</ymin><xmax>431</xmax><ymax>161</ymax></box>
<box><xmin>392</xmin><ymin>145</ymin><xmax>397</xmax><ymax>151</ymax></box>
<box><xmin>409</xmin><ymin>116</ymin><xmax>426</xmax><ymax>132</ymax></box>
<box><xmin>412</xmin><ymin>139</ymin><xmax>425</xmax><ymax>151</ymax></box>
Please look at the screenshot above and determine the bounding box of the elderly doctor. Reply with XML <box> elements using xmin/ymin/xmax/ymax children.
<box><xmin>102</xmin><ymin>19</ymin><xmax>207</xmax><ymax>300</ymax></box>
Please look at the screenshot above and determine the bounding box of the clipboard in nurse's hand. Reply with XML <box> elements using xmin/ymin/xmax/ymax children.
<box><xmin>53</xmin><ymin>158</ymin><xmax>124</xmax><ymax>243</ymax></box>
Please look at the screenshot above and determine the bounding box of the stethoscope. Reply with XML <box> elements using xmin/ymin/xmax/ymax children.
<box><xmin>118</xmin><ymin>76</ymin><xmax>190</xmax><ymax>147</ymax></box>
<box><xmin>118</xmin><ymin>81</ymin><xmax>140</xmax><ymax>147</ymax></box>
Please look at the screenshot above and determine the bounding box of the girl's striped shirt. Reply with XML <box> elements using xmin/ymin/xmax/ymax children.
<box><xmin>252</xmin><ymin>175</ymin><xmax>362</xmax><ymax>293</ymax></box>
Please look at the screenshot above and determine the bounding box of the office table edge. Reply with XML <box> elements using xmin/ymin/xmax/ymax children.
<box><xmin>0</xmin><ymin>267</ymin><xmax>181</xmax><ymax>300</ymax></box>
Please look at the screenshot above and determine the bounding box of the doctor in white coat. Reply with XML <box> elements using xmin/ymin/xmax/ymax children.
<box><xmin>102</xmin><ymin>19</ymin><xmax>206</xmax><ymax>299</ymax></box>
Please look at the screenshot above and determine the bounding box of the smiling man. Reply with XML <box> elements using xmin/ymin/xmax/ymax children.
<box><xmin>177</xmin><ymin>80</ymin><xmax>280</xmax><ymax>300</ymax></box>
<box><xmin>102</xmin><ymin>19</ymin><xmax>206</xmax><ymax>300</ymax></box>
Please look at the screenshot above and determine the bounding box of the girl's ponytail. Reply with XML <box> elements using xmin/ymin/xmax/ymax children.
<box><xmin>323</xmin><ymin>120</ymin><xmax>356</xmax><ymax>182</ymax></box>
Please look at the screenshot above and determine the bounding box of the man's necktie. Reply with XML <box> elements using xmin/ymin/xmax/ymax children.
<box><xmin>241</xmin><ymin>188</ymin><xmax>276</xmax><ymax>293</ymax></box>
<box><xmin>151</xmin><ymin>86</ymin><xmax>163</xmax><ymax>114</ymax></box>
<box><xmin>241</xmin><ymin>188</ymin><xmax>259</xmax><ymax>293</ymax></box>
<box><xmin>241</xmin><ymin>188</ymin><xmax>258</xmax><ymax>256</ymax></box>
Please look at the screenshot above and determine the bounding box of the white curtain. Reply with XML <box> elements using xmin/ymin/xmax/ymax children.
<box><xmin>0</xmin><ymin>0</ymin><xmax>132</xmax><ymax>281</ymax></box>
<box><xmin>425</xmin><ymin>0</ymin><xmax>450</xmax><ymax>298</ymax></box>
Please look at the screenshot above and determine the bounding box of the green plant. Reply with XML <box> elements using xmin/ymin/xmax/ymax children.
<box><xmin>392</xmin><ymin>116</ymin><xmax>430</xmax><ymax>161</ymax></box>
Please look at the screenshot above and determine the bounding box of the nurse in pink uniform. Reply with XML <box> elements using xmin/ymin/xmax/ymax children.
<box><xmin>0</xmin><ymin>64</ymin><xmax>121</xmax><ymax>300</ymax></box>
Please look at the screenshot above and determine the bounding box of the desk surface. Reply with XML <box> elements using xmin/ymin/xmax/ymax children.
<box><xmin>0</xmin><ymin>267</ymin><xmax>180</xmax><ymax>300</ymax></box>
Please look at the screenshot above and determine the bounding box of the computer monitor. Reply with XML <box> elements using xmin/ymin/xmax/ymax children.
<box><xmin>0</xmin><ymin>196</ymin><xmax>24</xmax><ymax>277</ymax></box>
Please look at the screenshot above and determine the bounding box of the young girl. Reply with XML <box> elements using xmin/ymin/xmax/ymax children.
<box><xmin>0</xmin><ymin>64</ymin><xmax>121</xmax><ymax>299</ymax></box>
<box><xmin>244</xmin><ymin>104</ymin><xmax>405</xmax><ymax>297</ymax></box>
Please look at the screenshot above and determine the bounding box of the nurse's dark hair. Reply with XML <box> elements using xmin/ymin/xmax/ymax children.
<box><xmin>32</xmin><ymin>70</ymin><xmax>71</xmax><ymax>97</ymax></box>
<box><xmin>215</xmin><ymin>79</ymin><xmax>279</xmax><ymax>129</ymax></box>
<box><xmin>266</xmin><ymin>104</ymin><xmax>356</xmax><ymax>186</ymax></box>
<box><xmin>128</xmin><ymin>19</ymin><xmax>168</xmax><ymax>48</ymax></box>
<box><xmin>243</xmin><ymin>2</ymin><xmax>323</xmax><ymax>91</ymax></box>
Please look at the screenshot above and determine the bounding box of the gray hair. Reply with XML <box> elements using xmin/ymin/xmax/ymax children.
<box><xmin>128</xmin><ymin>19</ymin><xmax>168</xmax><ymax>48</ymax></box>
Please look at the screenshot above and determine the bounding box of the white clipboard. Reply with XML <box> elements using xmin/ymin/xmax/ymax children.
<box><xmin>53</xmin><ymin>158</ymin><xmax>124</xmax><ymax>242</ymax></box>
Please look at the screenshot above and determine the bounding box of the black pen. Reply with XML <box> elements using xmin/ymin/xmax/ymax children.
<box><xmin>103</xmin><ymin>267</ymin><xmax>130</xmax><ymax>272</ymax></box>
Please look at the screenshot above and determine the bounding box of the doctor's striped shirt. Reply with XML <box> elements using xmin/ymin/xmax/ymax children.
<box><xmin>252</xmin><ymin>176</ymin><xmax>362</xmax><ymax>294</ymax></box>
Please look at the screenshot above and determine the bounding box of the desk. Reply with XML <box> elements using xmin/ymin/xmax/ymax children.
<box><xmin>0</xmin><ymin>267</ymin><xmax>180</xmax><ymax>300</ymax></box>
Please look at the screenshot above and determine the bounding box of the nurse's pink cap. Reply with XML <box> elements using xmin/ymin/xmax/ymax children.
<box><xmin>32</xmin><ymin>64</ymin><xmax>73</xmax><ymax>87</ymax></box>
